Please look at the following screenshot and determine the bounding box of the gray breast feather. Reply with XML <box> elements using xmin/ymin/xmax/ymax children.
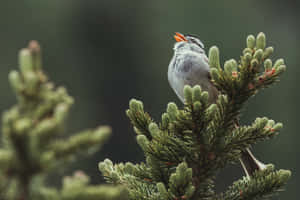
<box><xmin>168</xmin><ymin>51</ymin><xmax>214</xmax><ymax>103</ymax></box>
<box><xmin>172</xmin><ymin>52</ymin><xmax>210</xmax><ymax>84</ymax></box>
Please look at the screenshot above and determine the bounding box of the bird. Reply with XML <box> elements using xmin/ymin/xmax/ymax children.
<box><xmin>168</xmin><ymin>32</ymin><xmax>266</xmax><ymax>177</ymax></box>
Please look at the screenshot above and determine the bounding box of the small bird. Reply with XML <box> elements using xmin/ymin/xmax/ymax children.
<box><xmin>168</xmin><ymin>32</ymin><xmax>266</xmax><ymax>177</ymax></box>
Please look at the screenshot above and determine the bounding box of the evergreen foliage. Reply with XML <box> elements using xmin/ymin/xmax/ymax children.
<box><xmin>0</xmin><ymin>41</ymin><xmax>128</xmax><ymax>200</ymax></box>
<box><xmin>99</xmin><ymin>33</ymin><xmax>291</xmax><ymax>200</ymax></box>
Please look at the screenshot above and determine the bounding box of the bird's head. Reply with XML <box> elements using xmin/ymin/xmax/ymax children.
<box><xmin>173</xmin><ymin>32</ymin><xmax>205</xmax><ymax>54</ymax></box>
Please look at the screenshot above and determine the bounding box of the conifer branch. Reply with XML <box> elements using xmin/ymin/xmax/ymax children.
<box><xmin>0</xmin><ymin>41</ymin><xmax>127</xmax><ymax>200</ymax></box>
<box><xmin>99</xmin><ymin>33</ymin><xmax>291</xmax><ymax>200</ymax></box>
<box><xmin>215</xmin><ymin>165</ymin><xmax>291</xmax><ymax>200</ymax></box>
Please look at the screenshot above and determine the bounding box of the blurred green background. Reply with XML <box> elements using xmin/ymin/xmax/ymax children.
<box><xmin>0</xmin><ymin>0</ymin><xmax>298</xmax><ymax>199</ymax></box>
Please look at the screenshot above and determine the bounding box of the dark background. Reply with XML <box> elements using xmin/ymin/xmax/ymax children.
<box><xmin>0</xmin><ymin>0</ymin><xmax>299</xmax><ymax>199</ymax></box>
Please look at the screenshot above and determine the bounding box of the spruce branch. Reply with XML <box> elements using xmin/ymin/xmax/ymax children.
<box><xmin>31</xmin><ymin>171</ymin><xmax>127</xmax><ymax>200</ymax></box>
<box><xmin>0</xmin><ymin>41</ymin><xmax>127</xmax><ymax>200</ymax></box>
<box><xmin>126</xmin><ymin>99</ymin><xmax>153</xmax><ymax>139</ymax></box>
<box><xmin>99</xmin><ymin>33</ymin><xmax>291</xmax><ymax>200</ymax></box>
<box><xmin>215</xmin><ymin>165</ymin><xmax>291</xmax><ymax>200</ymax></box>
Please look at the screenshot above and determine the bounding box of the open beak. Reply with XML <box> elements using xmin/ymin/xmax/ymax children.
<box><xmin>174</xmin><ymin>32</ymin><xmax>187</xmax><ymax>42</ymax></box>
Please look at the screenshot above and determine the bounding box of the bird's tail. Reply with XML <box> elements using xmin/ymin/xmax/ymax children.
<box><xmin>239</xmin><ymin>148</ymin><xmax>266</xmax><ymax>177</ymax></box>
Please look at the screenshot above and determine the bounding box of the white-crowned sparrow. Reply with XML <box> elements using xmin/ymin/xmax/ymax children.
<box><xmin>168</xmin><ymin>32</ymin><xmax>266</xmax><ymax>177</ymax></box>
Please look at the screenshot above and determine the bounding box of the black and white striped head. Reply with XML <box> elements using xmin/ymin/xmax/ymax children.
<box><xmin>173</xmin><ymin>32</ymin><xmax>205</xmax><ymax>54</ymax></box>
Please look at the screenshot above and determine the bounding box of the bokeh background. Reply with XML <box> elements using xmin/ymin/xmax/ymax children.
<box><xmin>0</xmin><ymin>0</ymin><xmax>299</xmax><ymax>199</ymax></box>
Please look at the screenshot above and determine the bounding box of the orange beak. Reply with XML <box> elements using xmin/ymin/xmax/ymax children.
<box><xmin>174</xmin><ymin>32</ymin><xmax>187</xmax><ymax>42</ymax></box>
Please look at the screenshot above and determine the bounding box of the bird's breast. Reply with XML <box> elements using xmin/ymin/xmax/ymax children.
<box><xmin>168</xmin><ymin>50</ymin><xmax>215</xmax><ymax>103</ymax></box>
